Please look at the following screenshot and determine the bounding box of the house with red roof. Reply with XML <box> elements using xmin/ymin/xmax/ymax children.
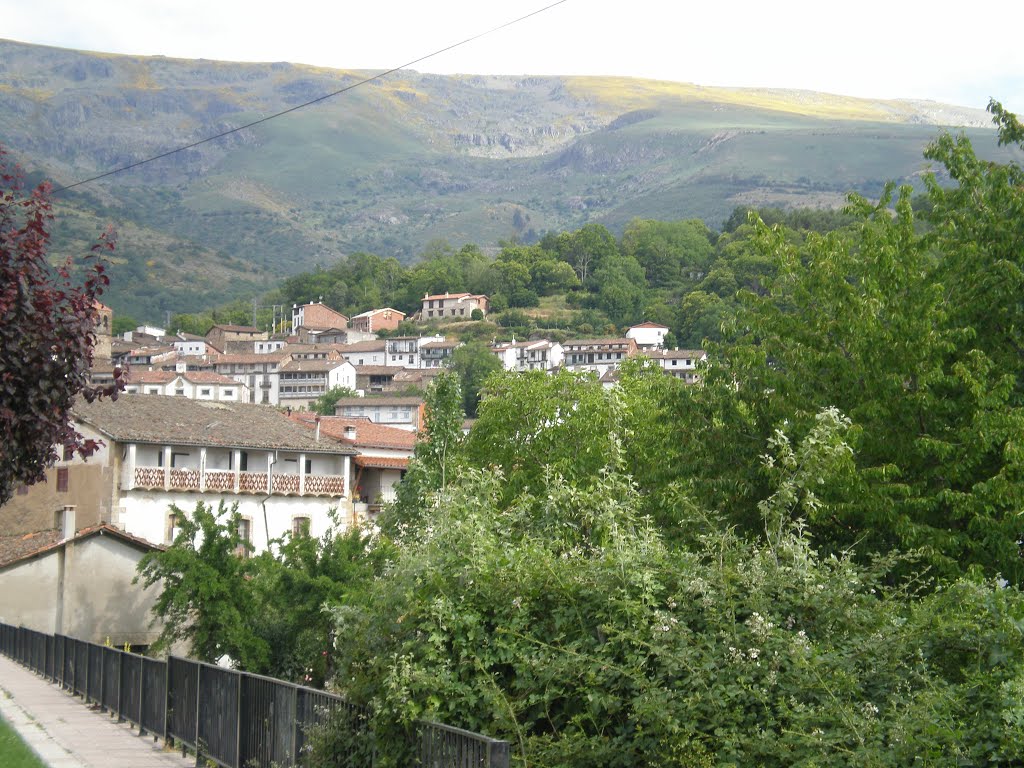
<box><xmin>420</xmin><ymin>292</ymin><xmax>488</xmax><ymax>320</ymax></box>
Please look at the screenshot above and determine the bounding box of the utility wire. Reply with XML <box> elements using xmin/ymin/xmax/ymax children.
<box><xmin>52</xmin><ymin>0</ymin><xmax>570</xmax><ymax>194</ymax></box>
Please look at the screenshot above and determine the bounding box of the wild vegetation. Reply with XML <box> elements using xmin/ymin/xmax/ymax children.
<box><xmin>136</xmin><ymin>104</ymin><xmax>1024</xmax><ymax>765</ymax></box>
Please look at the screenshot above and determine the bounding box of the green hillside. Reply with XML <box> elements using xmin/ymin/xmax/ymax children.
<box><xmin>0</xmin><ymin>38</ymin><xmax>1018</xmax><ymax>321</ymax></box>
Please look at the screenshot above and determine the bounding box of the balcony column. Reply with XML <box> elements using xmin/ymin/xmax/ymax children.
<box><xmin>199</xmin><ymin>447</ymin><xmax>207</xmax><ymax>492</ymax></box>
<box><xmin>232</xmin><ymin>449</ymin><xmax>241</xmax><ymax>493</ymax></box>
<box><xmin>163</xmin><ymin>445</ymin><xmax>172</xmax><ymax>490</ymax></box>
<box><xmin>125</xmin><ymin>443</ymin><xmax>137</xmax><ymax>490</ymax></box>
<box><xmin>267</xmin><ymin>453</ymin><xmax>274</xmax><ymax>494</ymax></box>
<box><xmin>299</xmin><ymin>453</ymin><xmax>306</xmax><ymax>497</ymax></box>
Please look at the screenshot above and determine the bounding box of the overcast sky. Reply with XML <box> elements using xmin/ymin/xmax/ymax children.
<box><xmin>3</xmin><ymin>0</ymin><xmax>1022</xmax><ymax>113</ymax></box>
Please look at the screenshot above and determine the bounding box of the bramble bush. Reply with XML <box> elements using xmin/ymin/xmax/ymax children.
<box><xmin>328</xmin><ymin>410</ymin><xmax>1024</xmax><ymax>766</ymax></box>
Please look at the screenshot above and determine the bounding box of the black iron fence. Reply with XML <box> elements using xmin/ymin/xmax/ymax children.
<box><xmin>0</xmin><ymin>622</ymin><xmax>509</xmax><ymax>768</ymax></box>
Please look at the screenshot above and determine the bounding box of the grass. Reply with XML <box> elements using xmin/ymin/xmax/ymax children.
<box><xmin>0</xmin><ymin>713</ymin><xmax>46</xmax><ymax>768</ymax></box>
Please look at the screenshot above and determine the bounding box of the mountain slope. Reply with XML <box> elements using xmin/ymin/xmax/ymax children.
<box><xmin>0</xmin><ymin>38</ymin><xmax>1016</xmax><ymax>320</ymax></box>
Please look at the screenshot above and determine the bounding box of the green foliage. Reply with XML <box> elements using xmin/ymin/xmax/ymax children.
<box><xmin>310</xmin><ymin>386</ymin><xmax>358</xmax><ymax>416</ymax></box>
<box><xmin>446</xmin><ymin>341</ymin><xmax>503</xmax><ymax>418</ymax></box>
<box><xmin>329</xmin><ymin>414</ymin><xmax>1024</xmax><ymax>766</ymax></box>
<box><xmin>135</xmin><ymin>501</ymin><xmax>268</xmax><ymax>667</ymax></box>
<box><xmin>0</xmin><ymin>714</ymin><xmax>47</xmax><ymax>768</ymax></box>
<box><xmin>385</xmin><ymin>370</ymin><xmax>465</xmax><ymax>535</ymax></box>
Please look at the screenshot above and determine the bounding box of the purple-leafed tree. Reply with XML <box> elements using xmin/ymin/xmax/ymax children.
<box><xmin>0</xmin><ymin>148</ymin><xmax>124</xmax><ymax>505</ymax></box>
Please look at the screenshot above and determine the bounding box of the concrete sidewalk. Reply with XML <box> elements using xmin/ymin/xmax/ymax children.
<box><xmin>0</xmin><ymin>654</ymin><xmax>193</xmax><ymax>768</ymax></box>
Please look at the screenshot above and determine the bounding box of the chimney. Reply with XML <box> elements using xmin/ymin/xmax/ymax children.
<box><xmin>59</xmin><ymin>505</ymin><xmax>76</xmax><ymax>540</ymax></box>
<box><xmin>315</xmin><ymin>415</ymin><xmax>321</xmax><ymax>442</ymax></box>
<box><xmin>343</xmin><ymin>425</ymin><xmax>357</xmax><ymax>441</ymax></box>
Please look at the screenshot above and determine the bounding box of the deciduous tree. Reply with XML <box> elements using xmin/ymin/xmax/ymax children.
<box><xmin>0</xmin><ymin>150</ymin><xmax>123</xmax><ymax>505</ymax></box>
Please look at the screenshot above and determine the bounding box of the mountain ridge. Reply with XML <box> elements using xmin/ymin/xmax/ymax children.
<box><xmin>0</xmin><ymin>38</ymin><xmax>1015</xmax><ymax>321</ymax></box>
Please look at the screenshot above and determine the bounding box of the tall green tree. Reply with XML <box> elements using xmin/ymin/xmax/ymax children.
<box><xmin>135</xmin><ymin>501</ymin><xmax>269</xmax><ymax>667</ymax></box>
<box><xmin>447</xmin><ymin>341</ymin><xmax>502</xmax><ymax>418</ymax></box>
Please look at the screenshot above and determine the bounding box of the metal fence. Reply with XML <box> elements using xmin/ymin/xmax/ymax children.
<box><xmin>0</xmin><ymin>622</ymin><xmax>509</xmax><ymax>768</ymax></box>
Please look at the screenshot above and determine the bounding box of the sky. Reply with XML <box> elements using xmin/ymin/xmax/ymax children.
<box><xmin>2</xmin><ymin>0</ymin><xmax>1023</xmax><ymax>113</ymax></box>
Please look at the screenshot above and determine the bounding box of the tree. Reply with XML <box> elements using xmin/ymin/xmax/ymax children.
<box><xmin>446</xmin><ymin>341</ymin><xmax>502</xmax><ymax>418</ymax></box>
<box><xmin>310</xmin><ymin>385</ymin><xmax>358</xmax><ymax>416</ymax></box>
<box><xmin>135</xmin><ymin>500</ymin><xmax>269</xmax><ymax>667</ymax></box>
<box><xmin>0</xmin><ymin>151</ymin><xmax>123</xmax><ymax>505</ymax></box>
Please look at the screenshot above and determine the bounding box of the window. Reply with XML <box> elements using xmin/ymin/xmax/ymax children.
<box><xmin>224</xmin><ymin>389</ymin><xmax>234</xmax><ymax>397</ymax></box>
<box><xmin>239</xmin><ymin>451</ymin><xmax>248</xmax><ymax>472</ymax></box>
<box><xmin>175</xmin><ymin>388</ymin><xmax>185</xmax><ymax>396</ymax></box>
<box><xmin>56</xmin><ymin>467</ymin><xmax>69</xmax><ymax>493</ymax></box>
<box><xmin>236</xmin><ymin>518</ymin><xmax>252</xmax><ymax>556</ymax></box>
<box><xmin>292</xmin><ymin>516</ymin><xmax>311</xmax><ymax>537</ymax></box>
<box><xmin>146</xmin><ymin>387</ymin><xmax>160</xmax><ymax>395</ymax></box>
<box><xmin>166</xmin><ymin>511</ymin><xmax>181</xmax><ymax>543</ymax></box>
<box><xmin>305</xmin><ymin>459</ymin><xmax>313</xmax><ymax>474</ymax></box>
<box><xmin>62</xmin><ymin>443</ymin><xmax>74</xmax><ymax>461</ymax></box>
<box><xmin>200</xmin><ymin>388</ymin><xmax>211</xmax><ymax>397</ymax></box>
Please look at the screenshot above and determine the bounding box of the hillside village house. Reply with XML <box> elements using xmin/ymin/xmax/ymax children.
<box><xmin>349</xmin><ymin>307</ymin><xmax>406</xmax><ymax>334</ymax></box>
<box><xmin>642</xmin><ymin>348</ymin><xmax>706</xmax><ymax>383</ymax></box>
<box><xmin>420</xmin><ymin>292</ymin><xmax>488</xmax><ymax>319</ymax></box>
<box><xmin>420</xmin><ymin>340</ymin><xmax>461</xmax><ymax>368</ymax></box>
<box><xmin>291</xmin><ymin>301</ymin><xmax>349</xmax><ymax>333</ymax></box>
<box><xmin>338</xmin><ymin>339</ymin><xmax>388</xmax><ymax>367</ymax></box>
<box><xmin>210</xmin><ymin>353</ymin><xmax>281</xmax><ymax>405</ymax></box>
<box><xmin>172</xmin><ymin>331</ymin><xmax>219</xmax><ymax>357</ymax></box>
<box><xmin>491</xmin><ymin>339</ymin><xmax>564</xmax><ymax>373</ymax></box>
<box><xmin>206</xmin><ymin>324</ymin><xmax>267</xmax><ymax>351</ymax></box>
<box><xmin>562</xmin><ymin>337</ymin><xmax>639</xmax><ymax>377</ymax></box>
<box><xmin>278</xmin><ymin>356</ymin><xmax>357</xmax><ymax>410</ymax></box>
<box><xmin>290</xmin><ymin>414</ymin><xmax>415</xmax><ymax>515</ymax></box>
<box><xmin>626</xmin><ymin>322</ymin><xmax>670</xmax><ymax>350</ymax></box>
<box><xmin>0</xmin><ymin>520</ymin><xmax>164</xmax><ymax>647</ymax></box>
<box><xmin>333</xmin><ymin>396</ymin><xmax>425</xmax><ymax>432</ymax></box>
<box><xmin>0</xmin><ymin>396</ymin><xmax>358</xmax><ymax>555</ymax></box>
<box><xmin>125</xmin><ymin>369</ymin><xmax>249</xmax><ymax>402</ymax></box>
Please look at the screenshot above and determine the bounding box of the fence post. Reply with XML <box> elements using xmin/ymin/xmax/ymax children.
<box><xmin>99</xmin><ymin>645</ymin><xmax>106</xmax><ymax>712</ymax></box>
<box><xmin>489</xmin><ymin>739</ymin><xmax>510</xmax><ymax>768</ymax></box>
<box><xmin>116</xmin><ymin>650</ymin><xmax>124</xmax><ymax>723</ymax></box>
<box><xmin>235</xmin><ymin>673</ymin><xmax>242</xmax><ymax>768</ymax></box>
<box><xmin>291</xmin><ymin>686</ymin><xmax>299</xmax><ymax>767</ymax></box>
<box><xmin>194</xmin><ymin>662</ymin><xmax>203</xmax><ymax>768</ymax></box>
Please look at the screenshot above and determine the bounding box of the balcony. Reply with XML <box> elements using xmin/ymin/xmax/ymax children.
<box><xmin>131</xmin><ymin>466</ymin><xmax>346</xmax><ymax>497</ymax></box>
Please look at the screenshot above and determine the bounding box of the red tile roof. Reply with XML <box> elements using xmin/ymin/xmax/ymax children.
<box><xmin>354</xmin><ymin>455</ymin><xmax>409</xmax><ymax>470</ymax></box>
<box><xmin>289</xmin><ymin>414</ymin><xmax>417</xmax><ymax>451</ymax></box>
<box><xmin>0</xmin><ymin>525</ymin><xmax>163</xmax><ymax>569</ymax></box>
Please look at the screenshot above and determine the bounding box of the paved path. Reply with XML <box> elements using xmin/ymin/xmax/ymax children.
<box><xmin>0</xmin><ymin>654</ymin><xmax>193</xmax><ymax>768</ymax></box>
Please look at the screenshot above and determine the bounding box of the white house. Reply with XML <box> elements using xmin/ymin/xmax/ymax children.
<box><xmin>290</xmin><ymin>414</ymin><xmax>415</xmax><ymax>515</ymax></box>
<box><xmin>278</xmin><ymin>357</ymin><xmax>357</xmax><ymax>410</ymax></box>
<box><xmin>0</xmin><ymin>519</ymin><xmax>164</xmax><ymax>647</ymax></box>
<box><xmin>562</xmin><ymin>337</ymin><xmax>639</xmax><ymax>377</ymax></box>
<box><xmin>125</xmin><ymin>370</ymin><xmax>249</xmax><ymax>402</ymax></box>
<box><xmin>421</xmin><ymin>292</ymin><xmax>489</xmax><ymax>320</ymax></box>
<box><xmin>626</xmin><ymin>322</ymin><xmax>670</xmax><ymax>350</ymax></box>
<box><xmin>0</xmin><ymin>395</ymin><xmax>360</xmax><ymax>556</ymax></box>
<box><xmin>642</xmin><ymin>348</ymin><xmax>707</xmax><ymax>384</ymax></box>
<box><xmin>490</xmin><ymin>339</ymin><xmax>563</xmax><ymax>372</ymax></box>
<box><xmin>338</xmin><ymin>340</ymin><xmax>388</xmax><ymax>367</ymax></box>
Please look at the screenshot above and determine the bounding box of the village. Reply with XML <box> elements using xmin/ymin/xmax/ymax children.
<box><xmin>0</xmin><ymin>292</ymin><xmax>704</xmax><ymax>651</ymax></box>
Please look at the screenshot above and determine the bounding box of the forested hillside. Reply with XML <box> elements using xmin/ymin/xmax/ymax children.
<box><xmin>2</xmin><ymin>38</ymin><xmax>1020</xmax><ymax>321</ymax></box>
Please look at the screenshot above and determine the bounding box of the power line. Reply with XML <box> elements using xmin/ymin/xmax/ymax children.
<box><xmin>51</xmin><ymin>0</ymin><xmax>570</xmax><ymax>194</ymax></box>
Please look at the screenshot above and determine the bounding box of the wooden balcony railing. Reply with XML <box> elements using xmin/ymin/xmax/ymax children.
<box><xmin>132</xmin><ymin>467</ymin><xmax>346</xmax><ymax>497</ymax></box>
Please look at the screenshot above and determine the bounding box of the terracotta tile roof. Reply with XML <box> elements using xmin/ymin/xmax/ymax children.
<box><xmin>127</xmin><ymin>370</ymin><xmax>176</xmax><ymax>384</ymax></box>
<box><xmin>73</xmin><ymin>394</ymin><xmax>356</xmax><ymax>455</ymax></box>
<box><xmin>334</xmin><ymin>396</ymin><xmax>425</xmax><ymax>408</ymax></box>
<box><xmin>629</xmin><ymin>322</ymin><xmax>670</xmax><ymax>330</ymax></box>
<box><xmin>563</xmin><ymin>338</ymin><xmax>635</xmax><ymax>347</ymax></box>
<box><xmin>0</xmin><ymin>525</ymin><xmax>163</xmax><ymax>570</ymax></box>
<box><xmin>209</xmin><ymin>324</ymin><xmax>262</xmax><ymax>333</ymax></box>
<box><xmin>354</xmin><ymin>455</ymin><xmax>409</xmax><ymax>470</ymax></box>
<box><xmin>643</xmin><ymin>349</ymin><xmax>706</xmax><ymax>360</ymax></box>
<box><xmin>212</xmin><ymin>353</ymin><xmax>284</xmax><ymax>365</ymax></box>
<box><xmin>354</xmin><ymin>365</ymin><xmax>398</xmax><ymax>376</ymax></box>
<box><xmin>421</xmin><ymin>340</ymin><xmax>460</xmax><ymax>349</ymax></box>
<box><xmin>182</xmin><ymin>371</ymin><xmax>244</xmax><ymax>385</ymax></box>
<box><xmin>0</xmin><ymin>529</ymin><xmax>62</xmax><ymax>568</ymax></box>
<box><xmin>290</xmin><ymin>414</ymin><xmax>417</xmax><ymax>451</ymax></box>
<box><xmin>351</xmin><ymin>307</ymin><xmax>405</xmax><ymax>319</ymax></box>
<box><xmin>279</xmin><ymin>358</ymin><xmax>348</xmax><ymax>372</ymax></box>
<box><xmin>337</xmin><ymin>340</ymin><xmax>387</xmax><ymax>353</ymax></box>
